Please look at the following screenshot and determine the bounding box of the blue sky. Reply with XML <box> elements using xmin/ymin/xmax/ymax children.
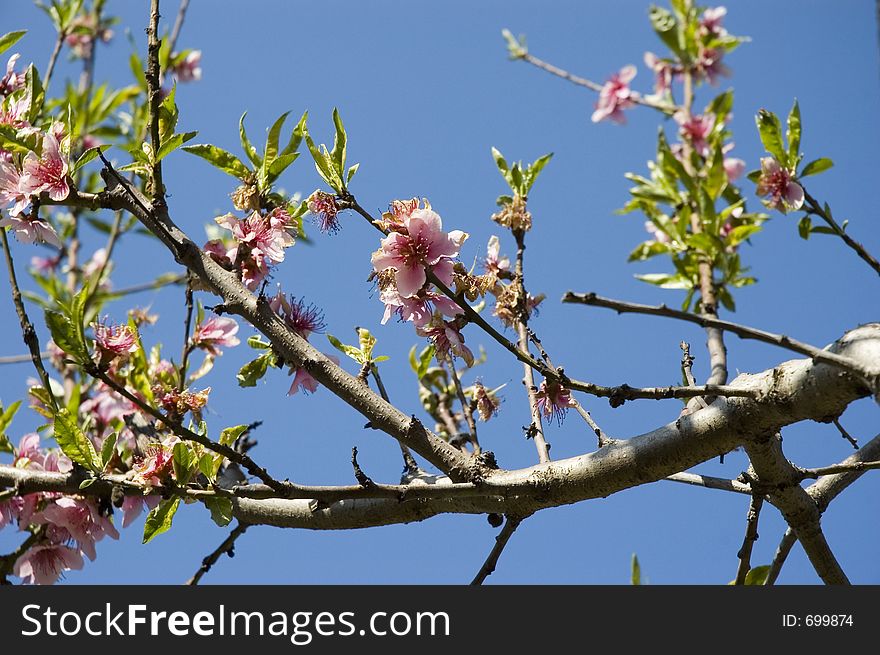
<box><xmin>1</xmin><ymin>0</ymin><xmax>878</xmax><ymax>584</ymax></box>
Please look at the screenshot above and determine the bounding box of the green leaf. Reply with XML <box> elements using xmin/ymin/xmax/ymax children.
<box><xmin>491</xmin><ymin>147</ymin><xmax>509</xmax><ymax>175</ymax></box>
<box><xmin>718</xmin><ymin>285</ymin><xmax>736</xmax><ymax>312</ymax></box>
<box><xmin>53</xmin><ymin>408</ymin><xmax>100</xmax><ymax>472</ymax></box>
<box><xmin>797</xmin><ymin>215</ymin><xmax>812</xmax><ymax>240</ymax></box>
<box><xmin>23</xmin><ymin>64</ymin><xmax>45</xmax><ymax>123</ymax></box>
<box><xmin>203</xmin><ymin>497</ymin><xmax>233</xmax><ymax>527</ymax></box>
<box><xmin>326</xmin><ymin>334</ymin><xmax>364</xmax><ymax>364</ymax></box>
<box><xmin>409</xmin><ymin>344</ymin><xmax>436</xmax><ymax>379</ymax></box>
<box><xmin>198</xmin><ymin>452</ymin><xmax>222</xmax><ymax>483</ymax></box>
<box><xmin>100</xmin><ymin>431</ymin><xmax>117</xmax><ymax>467</ymax></box>
<box><xmin>744</xmin><ymin>565</ymin><xmax>771</xmax><ymax>585</ymax></box>
<box><xmin>330</xmin><ymin>107</ymin><xmax>347</xmax><ymax>182</ymax></box>
<box><xmin>172</xmin><ymin>441</ymin><xmax>194</xmax><ymax>484</ymax></box>
<box><xmin>156</xmin><ymin>131</ymin><xmax>197</xmax><ymax>162</ymax></box>
<box><xmin>635</xmin><ymin>273</ymin><xmax>692</xmax><ymax>290</ymax></box>
<box><xmin>707</xmin><ymin>90</ymin><xmax>734</xmax><ymax>121</ymax></box>
<box><xmin>0</xmin><ymin>31</ymin><xmax>26</xmax><ymax>57</ymax></box>
<box><xmin>238</xmin><ymin>112</ymin><xmax>261</xmax><ymax>168</ymax></box>
<box><xmin>755</xmin><ymin>109</ymin><xmax>786</xmax><ymax>165</ymax></box>
<box><xmin>220</xmin><ymin>424</ymin><xmax>248</xmax><ymax>447</ymax></box>
<box><xmin>357</xmin><ymin>328</ymin><xmax>377</xmax><ymax>361</ymax></box>
<box><xmin>523</xmin><ymin>153</ymin><xmax>553</xmax><ymax>194</ymax></box>
<box><xmin>631</xmin><ymin>554</ymin><xmax>641</xmax><ymax>586</ymax></box>
<box><xmin>280</xmin><ymin>111</ymin><xmax>308</xmax><ymax>158</ymax></box>
<box><xmin>786</xmin><ymin>99</ymin><xmax>801</xmax><ymax>164</ymax></box>
<box><xmin>0</xmin><ymin>399</ymin><xmax>22</xmax><ymax>438</ymax></box>
<box><xmin>726</xmin><ymin>224</ymin><xmax>762</xmax><ymax>247</ymax></box>
<box><xmin>45</xmin><ymin>311</ymin><xmax>86</xmax><ymax>362</ymax></box>
<box><xmin>266</xmin><ymin>151</ymin><xmax>299</xmax><ymax>184</ymax></box>
<box><xmin>799</xmin><ymin>157</ymin><xmax>833</xmax><ymax>177</ymax></box>
<box><xmin>628</xmin><ymin>240</ymin><xmax>672</xmax><ymax>262</ymax></box>
<box><xmin>648</xmin><ymin>6</ymin><xmax>682</xmax><ymax>57</ymax></box>
<box><xmin>237</xmin><ymin>353</ymin><xmax>272</xmax><ymax>387</ymax></box>
<box><xmin>247</xmin><ymin>335</ymin><xmax>271</xmax><ymax>350</ymax></box>
<box><xmin>182</xmin><ymin>144</ymin><xmax>251</xmax><ymax>181</ymax></box>
<box><xmin>142</xmin><ymin>497</ymin><xmax>181</xmax><ymax>544</ymax></box>
<box><xmin>70</xmin><ymin>145</ymin><xmax>106</xmax><ymax>176</ymax></box>
<box><xmin>705</xmin><ymin>146</ymin><xmax>726</xmax><ymax>200</ymax></box>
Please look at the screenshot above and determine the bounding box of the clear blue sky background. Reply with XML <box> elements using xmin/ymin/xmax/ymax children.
<box><xmin>1</xmin><ymin>0</ymin><xmax>878</xmax><ymax>584</ymax></box>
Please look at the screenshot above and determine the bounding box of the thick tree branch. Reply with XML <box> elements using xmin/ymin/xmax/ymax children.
<box><xmin>743</xmin><ymin>434</ymin><xmax>849</xmax><ymax>585</ymax></box>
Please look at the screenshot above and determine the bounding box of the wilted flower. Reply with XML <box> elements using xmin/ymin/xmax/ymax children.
<box><xmin>270</xmin><ymin>291</ymin><xmax>326</xmax><ymax>338</ymax></box>
<box><xmin>491</xmin><ymin>194</ymin><xmax>532</xmax><ymax>232</ymax></box>
<box><xmin>484</xmin><ymin>235</ymin><xmax>510</xmax><ymax>277</ymax></box>
<box><xmin>472</xmin><ymin>381</ymin><xmax>501</xmax><ymax>421</ymax></box>
<box><xmin>191</xmin><ymin>316</ymin><xmax>240</xmax><ymax>355</ymax></box>
<box><xmin>591</xmin><ymin>65</ymin><xmax>637</xmax><ymax>124</ymax></box>
<box><xmin>231</xmin><ymin>183</ymin><xmax>260</xmax><ymax>211</ymax></box>
<box><xmin>307</xmin><ymin>190</ymin><xmax>341</xmax><ymax>233</ymax></box>
<box><xmin>755</xmin><ymin>156</ymin><xmax>803</xmax><ymax>213</ymax></box>
<box><xmin>371</xmin><ymin>204</ymin><xmax>467</xmax><ymax>298</ymax></box>
<box><xmin>535</xmin><ymin>379</ymin><xmax>574</xmax><ymax>425</ymax></box>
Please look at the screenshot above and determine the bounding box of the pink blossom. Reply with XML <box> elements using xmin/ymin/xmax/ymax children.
<box><xmin>191</xmin><ymin>316</ymin><xmax>240</xmax><ymax>355</ymax></box>
<box><xmin>18</xmin><ymin>129</ymin><xmax>70</xmax><ymax>202</ymax></box>
<box><xmin>80</xmin><ymin>385</ymin><xmax>136</xmax><ymax>426</ymax></box>
<box><xmin>0</xmin><ymin>212</ymin><xmax>63</xmax><ymax>247</ymax></box>
<box><xmin>0</xmin><ymin>496</ymin><xmax>24</xmax><ymax>529</ymax></box>
<box><xmin>723</xmin><ymin>157</ymin><xmax>745</xmax><ymax>182</ymax></box>
<box><xmin>591</xmin><ymin>65</ymin><xmax>637</xmax><ymax>124</ymax></box>
<box><xmin>81</xmin><ymin>247</ymin><xmax>109</xmax><ymax>278</ymax></box>
<box><xmin>270</xmin><ymin>291</ymin><xmax>326</xmax><ymax>338</ymax></box>
<box><xmin>645</xmin><ymin>221</ymin><xmax>671</xmax><ymax>244</ymax></box>
<box><xmin>380</xmin><ymin>286</ymin><xmax>462</xmax><ymax>327</ymax></box>
<box><xmin>700</xmin><ymin>7</ymin><xmax>728</xmax><ymax>37</ymax></box>
<box><xmin>307</xmin><ymin>189</ymin><xmax>341</xmax><ymax>233</ymax></box>
<box><xmin>14</xmin><ymin>433</ymin><xmax>45</xmax><ymax>467</ymax></box>
<box><xmin>215</xmin><ymin>211</ymin><xmax>295</xmax><ymax>264</ymax></box>
<box><xmin>371</xmin><ymin>207</ymin><xmax>467</xmax><ymax>298</ymax></box>
<box><xmin>535</xmin><ymin>380</ymin><xmax>575</xmax><ymax>425</ymax></box>
<box><xmin>675</xmin><ymin>111</ymin><xmax>714</xmax><ymax>157</ymax></box>
<box><xmin>121</xmin><ymin>495</ymin><xmax>159</xmax><ymax>528</ymax></box>
<box><xmin>14</xmin><ymin>543</ymin><xmax>84</xmax><ymax>585</ymax></box>
<box><xmin>170</xmin><ymin>50</ymin><xmax>202</xmax><ymax>83</ymax></box>
<box><xmin>484</xmin><ymin>235</ymin><xmax>510</xmax><ymax>276</ymax></box>
<box><xmin>30</xmin><ymin>253</ymin><xmax>61</xmax><ymax>273</ymax></box>
<box><xmin>755</xmin><ymin>157</ymin><xmax>803</xmax><ymax>213</ymax></box>
<box><xmin>643</xmin><ymin>52</ymin><xmax>676</xmax><ymax>99</ymax></box>
<box><xmin>0</xmin><ymin>53</ymin><xmax>24</xmax><ymax>96</ymax></box>
<box><xmin>132</xmin><ymin>438</ymin><xmax>177</xmax><ymax>486</ymax></box>
<box><xmin>40</xmin><ymin>497</ymin><xmax>119</xmax><ymax>561</ymax></box>
<box><xmin>695</xmin><ymin>48</ymin><xmax>730</xmax><ymax>86</ymax></box>
<box><xmin>0</xmin><ymin>96</ymin><xmax>29</xmax><ymax>129</ymax></box>
<box><xmin>93</xmin><ymin>320</ymin><xmax>139</xmax><ymax>359</ymax></box>
<box><xmin>287</xmin><ymin>355</ymin><xmax>339</xmax><ymax>396</ymax></box>
<box><xmin>416</xmin><ymin>319</ymin><xmax>474</xmax><ymax>367</ymax></box>
<box><xmin>0</xmin><ymin>158</ymin><xmax>31</xmax><ymax>216</ymax></box>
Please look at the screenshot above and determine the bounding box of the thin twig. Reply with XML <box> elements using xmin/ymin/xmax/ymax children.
<box><xmin>680</xmin><ymin>341</ymin><xmax>708</xmax><ymax>409</ymax></box>
<box><xmin>446</xmin><ymin>354</ymin><xmax>480</xmax><ymax>454</ymax></box>
<box><xmin>797</xmin><ymin>460</ymin><xmax>880</xmax><ymax>480</ymax></box>
<box><xmin>664</xmin><ymin>472</ymin><xmax>752</xmax><ymax>495</ymax></box>
<box><xmin>146</xmin><ymin>0</ymin><xmax>166</xmax><ymax>205</ymax></box>
<box><xmin>43</xmin><ymin>31</ymin><xmax>66</xmax><ymax>95</ymax></box>
<box><xmin>833</xmin><ymin>418</ymin><xmax>859</xmax><ymax>450</ymax></box>
<box><xmin>167</xmin><ymin>0</ymin><xmax>191</xmax><ymax>55</ymax></box>
<box><xmin>470</xmin><ymin>515</ymin><xmax>524</xmax><ymax>585</ymax></box>
<box><xmin>571</xmin><ymin>399</ymin><xmax>613</xmax><ymax>449</ymax></box>
<box><xmin>178</xmin><ymin>282</ymin><xmax>194</xmax><ymax>389</ymax></box>
<box><xmin>0</xmin><ymin>352</ymin><xmax>49</xmax><ymax>365</ymax></box>
<box><xmin>563</xmin><ymin>292</ymin><xmax>877</xmax><ymax>388</ymax></box>
<box><xmin>186</xmin><ymin>521</ymin><xmax>248</xmax><ymax>585</ymax></box>
<box><xmin>734</xmin><ymin>494</ymin><xmax>764</xmax><ymax>584</ymax></box>
<box><xmin>517</xmin><ymin>52</ymin><xmax>675</xmax><ymax>114</ymax></box>
<box><xmin>765</xmin><ymin>529</ymin><xmax>797</xmax><ymax>586</ymax></box>
<box><xmin>803</xmin><ymin>189</ymin><xmax>880</xmax><ymax>277</ymax></box>
<box><xmin>0</xmin><ymin>230</ymin><xmax>57</xmax><ymax>410</ymax></box>
<box><xmin>370</xmin><ymin>365</ymin><xmax>419</xmax><ymax>475</ymax></box>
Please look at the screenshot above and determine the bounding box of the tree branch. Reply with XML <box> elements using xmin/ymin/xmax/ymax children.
<box><xmin>470</xmin><ymin>515</ymin><xmax>525</xmax><ymax>585</ymax></box>
<box><xmin>563</xmin><ymin>291</ymin><xmax>879</xmax><ymax>394</ymax></box>
<box><xmin>186</xmin><ymin>521</ymin><xmax>248</xmax><ymax>585</ymax></box>
<box><xmin>734</xmin><ymin>493</ymin><xmax>764</xmax><ymax>584</ymax></box>
<box><xmin>802</xmin><ymin>189</ymin><xmax>880</xmax><ymax>277</ymax></box>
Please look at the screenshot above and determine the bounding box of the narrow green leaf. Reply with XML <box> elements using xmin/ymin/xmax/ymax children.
<box><xmin>797</xmin><ymin>215</ymin><xmax>812</xmax><ymax>239</ymax></box>
<box><xmin>330</xmin><ymin>107</ymin><xmax>347</xmax><ymax>181</ymax></box>
<box><xmin>156</xmin><ymin>131</ymin><xmax>197</xmax><ymax>162</ymax></box>
<box><xmin>142</xmin><ymin>497</ymin><xmax>180</xmax><ymax>544</ymax></box>
<box><xmin>182</xmin><ymin>144</ymin><xmax>251</xmax><ymax>181</ymax></box>
<box><xmin>238</xmin><ymin>112</ymin><xmax>261</xmax><ymax>167</ymax></box>
<box><xmin>261</xmin><ymin>111</ymin><xmax>291</xmax><ymax>182</ymax></box>
<box><xmin>726</xmin><ymin>224</ymin><xmax>762</xmax><ymax>247</ymax></box>
<box><xmin>705</xmin><ymin>147</ymin><xmax>726</xmax><ymax>200</ymax></box>
<box><xmin>71</xmin><ymin>145</ymin><xmax>107</xmax><ymax>176</ymax></box>
<box><xmin>799</xmin><ymin>158</ymin><xmax>833</xmax><ymax>177</ymax></box>
<box><xmin>237</xmin><ymin>353</ymin><xmax>271</xmax><ymax>387</ymax></box>
<box><xmin>786</xmin><ymin>99</ymin><xmax>801</xmax><ymax>164</ymax></box>
<box><xmin>280</xmin><ymin>110</ymin><xmax>308</xmax><ymax>158</ymax></box>
<box><xmin>172</xmin><ymin>441</ymin><xmax>194</xmax><ymax>484</ymax></box>
<box><xmin>631</xmin><ymin>554</ymin><xmax>641</xmax><ymax>585</ymax></box>
<box><xmin>326</xmin><ymin>334</ymin><xmax>364</xmax><ymax>363</ymax></box>
<box><xmin>0</xmin><ymin>31</ymin><xmax>27</xmax><ymax>57</ymax></box>
<box><xmin>100</xmin><ymin>431</ymin><xmax>117</xmax><ymax>467</ymax></box>
<box><xmin>491</xmin><ymin>147</ymin><xmax>509</xmax><ymax>174</ymax></box>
